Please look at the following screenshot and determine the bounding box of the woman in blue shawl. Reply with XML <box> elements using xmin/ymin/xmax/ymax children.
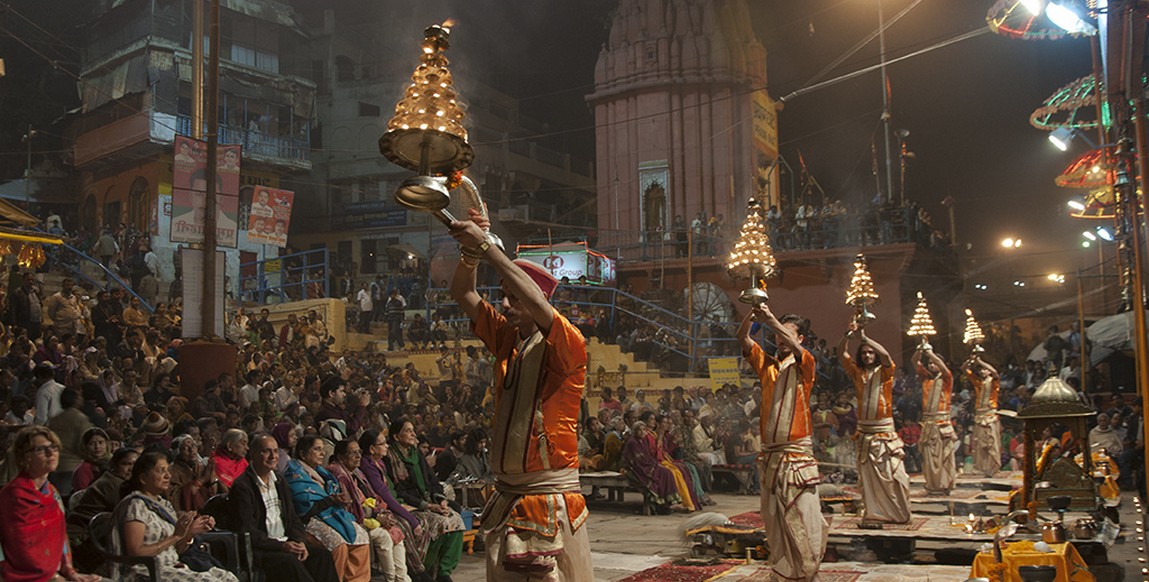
<box><xmin>284</xmin><ymin>434</ymin><xmax>371</xmax><ymax>582</ymax></box>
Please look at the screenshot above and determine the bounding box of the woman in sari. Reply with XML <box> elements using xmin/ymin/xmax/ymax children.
<box><xmin>169</xmin><ymin>434</ymin><xmax>219</xmax><ymax>512</ymax></box>
<box><xmin>656</xmin><ymin>415</ymin><xmax>713</xmax><ymax>506</ymax></box>
<box><xmin>384</xmin><ymin>420</ymin><xmax>464</xmax><ymax>582</ymax></box>
<box><xmin>209</xmin><ymin>428</ymin><xmax>248</xmax><ymax>489</ymax></box>
<box><xmin>623</xmin><ymin>420</ymin><xmax>699</xmax><ymax>513</ymax></box>
<box><xmin>327</xmin><ymin>439</ymin><xmax>409</xmax><ymax>582</ymax></box>
<box><xmin>358</xmin><ymin>428</ymin><xmax>431</xmax><ymax>581</ymax></box>
<box><xmin>71</xmin><ymin>427</ymin><xmax>110</xmax><ymax>492</ymax></box>
<box><xmin>284</xmin><ymin>435</ymin><xmax>371</xmax><ymax>582</ymax></box>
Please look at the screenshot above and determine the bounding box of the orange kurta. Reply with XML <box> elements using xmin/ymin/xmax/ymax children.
<box><xmin>842</xmin><ymin>358</ymin><xmax>895</xmax><ymax>422</ymax></box>
<box><xmin>746</xmin><ymin>345</ymin><xmax>816</xmax><ymax>445</ymax></box>
<box><xmin>472</xmin><ymin>301</ymin><xmax>588</xmax><ymax>538</ymax></box>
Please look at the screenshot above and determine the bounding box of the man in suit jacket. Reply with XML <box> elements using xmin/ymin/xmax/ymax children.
<box><xmin>230</xmin><ymin>434</ymin><xmax>338</xmax><ymax>582</ymax></box>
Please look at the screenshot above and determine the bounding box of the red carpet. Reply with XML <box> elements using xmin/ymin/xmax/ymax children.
<box><xmin>728</xmin><ymin>511</ymin><xmax>763</xmax><ymax>528</ymax></box>
<box><xmin>618</xmin><ymin>559</ymin><xmax>741</xmax><ymax>582</ymax></box>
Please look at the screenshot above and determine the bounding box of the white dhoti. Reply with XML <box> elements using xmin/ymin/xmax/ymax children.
<box><xmin>856</xmin><ymin>419</ymin><xmax>911</xmax><ymax>524</ymax></box>
<box><xmin>972</xmin><ymin>409</ymin><xmax>1002</xmax><ymax>477</ymax></box>
<box><xmin>920</xmin><ymin>413</ymin><xmax>958</xmax><ymax>494</ymax></box>
<box><xmin>759</xmin><ymin>438</ymin><xmax>827</xmax><ymax>582</ymax></box>
<box><xmin>483</xmin><ymin>469</ymin><xmax>592</xmax><ymax>582</ymax></box>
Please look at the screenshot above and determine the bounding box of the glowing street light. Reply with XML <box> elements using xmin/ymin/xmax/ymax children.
<box><xmin>1047</xmin><ymin>273</ymin><xmax>1066</xmax><ymax>284</ymax></box>
<box><xmin>1019</xmin><ymin>0</ymin><xmax>1044</xmax><ymax>15</ymax></box>
<box><xmin>1067</xmin><ymin>199</ymin><xmax>1086</xmax><ymax>212</ymax></box>
<box><xmin>1096</xmin><ymin>227</ymin><xmax>1113</xmax><ymax>241</ymax></box>
<box><xmin>1048</xmin><ymin>126</ymin><xmax>1073</xmax><ymax>151</ymax></box>
<box><xmin>1082</xmin><ymin>230</ymin><xmax>1097</xmax><ymax>241</ymax></box>
<box><xmin>1045</xmin><ymin>0</ymin><xmax>1097</xmax><ymax>35</ymax></box>
<box><xmin>1001</xmin><ymin>237</ymin><xmax>1022</xmax><ymax>249</ymax></box>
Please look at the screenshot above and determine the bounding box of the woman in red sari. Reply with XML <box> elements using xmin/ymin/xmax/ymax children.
<box><xmin>623</xmin><ymin>420</ymin><xmax>700</xmax><ymax>513</ymax></box>
<box><xmin>0</xmin><ymin>426</ymin><xmax>101</xmax><ymax>582</ymax></box>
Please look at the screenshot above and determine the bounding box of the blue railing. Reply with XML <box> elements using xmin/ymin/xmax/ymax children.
<box><xmin>239</xmin><ymin>248</ymin><xmax>330</xmax><ymax>305</ymax></box>
<box><xmin>41</xmin><ymin>232</ymin><xmax>155</xmax><ymax>313</ymax></box>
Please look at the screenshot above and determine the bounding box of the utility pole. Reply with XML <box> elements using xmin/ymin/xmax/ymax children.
<box><xmin>878</xmin><ymin>0</ymin><xmax>896</xmax><ymax>205</ymax></box>
<box><xmin>202</xmin><ymin>0</ymin><xmax>220</xmax><ymax>337</ymax></box>
<box><xmin>22</xmin><ymin>125</ymin><xmax>36</xmax><ymax>207</ymax></box>
<box><xmin>191</xmin><ymin>0</ymin><xmax>204</xmax><ymax>139</ymax></box>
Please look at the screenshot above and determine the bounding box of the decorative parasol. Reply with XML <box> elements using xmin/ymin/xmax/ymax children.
<box><xmin>726</xmin><ymin>198</ymin><xmax>776</xmax><ymax>305</ymax></box>
<box><xmin>1030</xmin><ymin>74</ymin><xmax>1110</xmax><ymax>132</ymax></box>
<box><xmin>1068</xmin><ymin>186</ymin><xmax>1118</xmax><ymax>220</ymax></box>
<box><xmin>1054</xmin><ymin>146</ymin><xmax>1117</xmax><ymax>189</ymax></box>
<box><xmin>986</xmin><ymin>0</ymin><xmax>1074</xmax><ymax>41</ymax></box>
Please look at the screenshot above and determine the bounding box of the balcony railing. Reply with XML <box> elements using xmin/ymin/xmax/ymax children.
<box><xmin>176</xmin><ymin>115</ymin><xmax>309</xmax><ymax>164</ymax></box>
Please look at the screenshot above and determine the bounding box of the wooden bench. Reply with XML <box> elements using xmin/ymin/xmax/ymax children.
<box><xmin>711</xmin><ymin>463</ymin><xmax>756</xmax><ymax>494</ymax></box>
<box><xmin>579</xmin><ymin>470</ymin><xmax>654</xmax><ymax>515</ymax></box>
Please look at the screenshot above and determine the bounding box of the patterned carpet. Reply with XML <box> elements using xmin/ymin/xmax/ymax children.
<box><xmin>833</xmin><ymin>516</ymin><xmax>930</xmax><ymax>531</ymax></box>
<box><xmin>728</xmin><ymin>511</ymin><xmax>764</xmax><ymax>528</ymax></box>
<box><xmin>732</xmin><ymin>567</ymin><xmax>861</xmax><ymax>581</ymax></box>
<box><xmin>617</xmin><ymin>559</ymin><xmax>741</xmax><ymax>582</ymax></box>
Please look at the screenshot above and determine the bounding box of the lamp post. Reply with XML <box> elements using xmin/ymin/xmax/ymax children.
<box><xmin>22</xmin><ymin>125</ymin><xmax>36</xmax><ymax>207</ymax></box>
<box><xmin>878</xmin><ymin>0</ymin><xmax>895</xmax><ymax>205</ymax></box>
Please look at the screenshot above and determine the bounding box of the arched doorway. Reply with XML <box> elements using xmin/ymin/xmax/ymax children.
<box><xmin>81</xmin><ymin>192</ymin><xmax>97</xmax><ymax>233</ymax></box>
<box><xmin>643</xmin><ymin>181</ymin><xmax>667</xmax><ymax>240</ymax></box>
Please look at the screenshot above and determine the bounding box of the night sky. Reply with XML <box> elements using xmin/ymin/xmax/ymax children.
<box><xmin>0</xmin><ymin>0</ymin><xmax>1106</xmax><ymax>316</ymax></box>
<box><xmin>421</xmin><ymin>0</ymin><xmax>1100</xmax><ymax>309</ymax></box>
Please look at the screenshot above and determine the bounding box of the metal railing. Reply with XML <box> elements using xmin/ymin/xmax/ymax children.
<box><xmin>422</xmin><ymin>283</ymin><xmax>818</xmax><ymax>380</ymax></box>
<box><xmin>239</xmin><ymin>248</ymin><xmax>330</xmax><ymax>305</ymax></box>
<box><xmin>41</xmin><ymin>232</ymin><xmax>155</xmax><ymax>313</ymax></box>
<box><xmin>176</xmin><ymin>115</ymin><xmax>310</xmax><ymax>163</ymax></box>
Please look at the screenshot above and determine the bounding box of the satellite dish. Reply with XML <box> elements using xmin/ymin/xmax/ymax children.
<box><xmin>687</xmin><ymin>282</ymin><xmax>734</xmax><ymax>323</ymax></box>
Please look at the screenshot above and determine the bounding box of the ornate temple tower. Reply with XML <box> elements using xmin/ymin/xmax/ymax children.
<box><xmin>588</xmin><ymin>0</ymin><xmax>775</xmax><ymax>242</ymax></box>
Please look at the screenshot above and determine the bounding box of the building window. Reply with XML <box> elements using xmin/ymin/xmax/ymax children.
<box><xmin>128</xmin><ymin>177</ymin><xmax>150</xmax><ymax>231</ymax></box>
<box><xmin>643</xmin><ymin>182</ymin><xmax>667</xmax><ymax>239</ymax></box>
<box><xmin>335</xmin><ymin>56</ymin><xmax>355</xmax><ymax>82</ymax></box>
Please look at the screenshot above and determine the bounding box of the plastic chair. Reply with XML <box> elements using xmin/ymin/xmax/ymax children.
<box><xmin>88</xmin><ymin>512</ymin><xmax>159</xmax><ymax>580</ymax></box>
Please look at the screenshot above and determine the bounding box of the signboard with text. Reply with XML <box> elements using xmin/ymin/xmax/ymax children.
<box><xmin>171</xmin><ymin>135</ymin><xmax>241</xmax><ymax>247</ymax></box>
<box><xmin>707</xmin><ymin>357</ymin><xmax>741</xmax><ymax>392</ymax></box>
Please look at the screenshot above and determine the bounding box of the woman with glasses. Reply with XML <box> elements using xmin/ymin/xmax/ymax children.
<box><xmin>284</xmin><ymin>435</ymin><xmax>371</xmax><ymax>582</ymax></box>
<box><xmin>358</xmin><ymin>428</ymin><xmax>430</xmax><ymax>581</ymax></box>
<box><xmin>328</xmin><ymin>438</ymin><xmax>411</xmax><ymax>582</ymax></box>
<box><xmin>0</xmin><ymin>426</ymin><xmax>102</xmax><ymax>581</ymax></box>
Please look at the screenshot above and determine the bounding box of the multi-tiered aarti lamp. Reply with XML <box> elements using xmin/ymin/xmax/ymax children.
<box><xmin>906</xmin><ymin>291</ymin><xmax>937</xmax><ymax>350</ymax></box>
<box><xmin>378</xmin><ymin>22</ymin><xmax>473</xmax><ymax>225</ymax></box>
<box><xmin>845</xmin><ymin>253</ymin><xmax>879</xmax><ymax>327</ymax></box>
<box><xmin>726</xmin><ymin>198</ymin><xmax>776</xmax><ymax>305</ymax></box>
<box><xmin>963</xmin><ymin>308</ymin><xmax>986</xmax><ymax>355</ymax></box>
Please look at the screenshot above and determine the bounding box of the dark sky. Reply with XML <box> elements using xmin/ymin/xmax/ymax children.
<box><xmin>0</xmin><ymin>0</ymin><xmax>1103</xmax><ymax>308</ymax></box>
<box><xmin>431</xmin><ymin>0</ymin><xmax>1099</xmax><ymax>299</ymax></box>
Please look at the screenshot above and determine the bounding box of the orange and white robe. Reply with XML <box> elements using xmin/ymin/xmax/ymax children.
<box><xmin>843</xmin><ymin>358</ymin><xmax>911</xmax><ymax>524</ymax></box>
<box><xmin>473</xmin><ymin>302</ymin><xmax>591</xmax><ymax>582</ymax></box>
<box><xmin>747</xmin><ymin>344</ymin><xmax>826</xmax><ymax>582</ymax></box>
<box><xmin>916</xmin><ymin>363</ymin><xmax>956</xmax><ymax>494</ymax></box>
<box><xmin>968</xmin><ymin>370</ymin><xmax>1001</xmax><ymax>477</ymax></box>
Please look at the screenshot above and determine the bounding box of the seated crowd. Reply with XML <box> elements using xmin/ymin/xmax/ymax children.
<box><xmin>0</xmin><ymin>273</ymin><xmax>503</xmax><ymax>582</ymax></box>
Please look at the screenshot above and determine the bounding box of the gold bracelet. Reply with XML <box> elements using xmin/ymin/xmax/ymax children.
<box><xmin>460</xmin><ymin>256</ymin><xmax>479</xmax><ymax>269</ymax></box>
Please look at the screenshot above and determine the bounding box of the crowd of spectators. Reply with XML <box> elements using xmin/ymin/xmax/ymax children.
<box><xmin>0</xmin><ymin>267</ymin><xmax>509</xmax><ymax>581</ymax></box>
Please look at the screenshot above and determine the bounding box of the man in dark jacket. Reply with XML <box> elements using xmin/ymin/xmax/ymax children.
<box><xmin>229</xmin><ymin>433</ymin><xmax>338</xmax><ymax>582</ymax></box>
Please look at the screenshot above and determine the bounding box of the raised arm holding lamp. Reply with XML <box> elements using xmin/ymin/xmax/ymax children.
<box><xmin>449</xmin><ymin>209</ymin><xmax>593</xmax><ymax>582</ymax></box>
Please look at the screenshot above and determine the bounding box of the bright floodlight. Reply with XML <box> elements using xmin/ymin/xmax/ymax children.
<box><xmin>1046</xmin><ymin>1</ymin><xmax>1098</xmax><ymax>35</ymax></box>
<box><xmin>1082</xmin><ymin>240</ymin><xmax>1092</xmax><ymax>248</ymax></box>
<box><xmin>1001</xmin><ymin>238</ymin><xmax>1014</xmax><ymax>248</ymax></box>
<box><xmin>1019</xmin><ymin>0</ymin><xmax>1044</xmax><ymax>15</ymax></box>
<box><xmin>1048</xmin><ymin>127</ymin><xmax>1074</xmax><ymax>151</ymax></box>
<box><xmin>1096</xmin><ymin>226</ymin><xmax>1114</xmax><ymax>241</ymax></box>
<box><xmin>1082</xmin><ymin>230</ymin><xmax>1097</xmax><ymax>241</ymax></box>
<box><xmin>1067</xmin><ymin>199</ymin><xmax>1086</xmax><ymax>211</ymax></box>
<box><xmin>1047</xmin><ymin>273</ymin><xmax>1066</xmax><ymax>284</ymax></box>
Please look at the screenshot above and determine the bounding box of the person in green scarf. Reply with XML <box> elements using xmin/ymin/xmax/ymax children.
<box><xmin>384</xmin><ymin>419</ymin><xmax>465</xmax><ymax>582</ymax></box>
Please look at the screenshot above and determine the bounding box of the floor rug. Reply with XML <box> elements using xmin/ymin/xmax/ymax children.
<box><xmin>618</xmin><ymin>559</ymin><xmax>741</xmax><ymax>582</ymax></box>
